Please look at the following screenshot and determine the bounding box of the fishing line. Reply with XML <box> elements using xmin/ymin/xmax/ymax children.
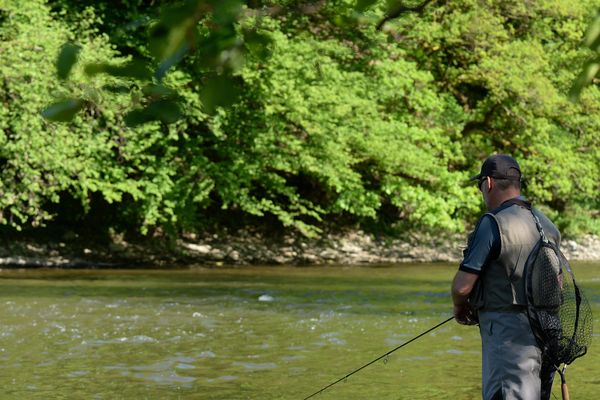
<box><xmin>302</xmin><ymin>316</ymin><xmax>454</xmax><ymax>400</ymax></box>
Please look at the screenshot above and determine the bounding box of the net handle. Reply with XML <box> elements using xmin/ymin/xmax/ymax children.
<box><xmin>560</xmin><ymin>367</ymin><xmax>570</xmax><ymax>400</ymax></box>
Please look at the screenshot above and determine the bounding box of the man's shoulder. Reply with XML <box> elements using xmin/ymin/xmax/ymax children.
<box><xmin>471</xmin><ymin>213</ymin><xmax>500</xmax><ymax>242</ymax></box>
<box><xmin>532</xmin><ymin>207</ymin><xmax>561</xmax><ymax>244</ymax></box>
<box><xmin>531</xmin><ymin>206</ymin><xmax>559</xmax><ymax>229</ymax></box>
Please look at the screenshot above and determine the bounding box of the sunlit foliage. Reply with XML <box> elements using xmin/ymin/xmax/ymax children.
<box><xmin>1</xmin><ymin>0</ymin><xmax>598</xmax><ymax>237</ymax></box>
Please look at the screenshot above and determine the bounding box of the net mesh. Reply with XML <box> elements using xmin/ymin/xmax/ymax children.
<box><xmin>527</xmin><ymin>242</ymin><xmax>593</xmax><ymax>366</ymax></box>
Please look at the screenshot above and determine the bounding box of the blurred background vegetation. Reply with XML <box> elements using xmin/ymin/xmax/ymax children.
<box><xmin>1</xmin><ymin>0</ymin><xmax>599</xmax><ymax>241</ymax></box>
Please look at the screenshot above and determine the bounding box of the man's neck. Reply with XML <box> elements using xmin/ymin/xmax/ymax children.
<box><xmin>488</xmin><ymin>191</ymin><xmax>521</xmax><ymax>211</ymax></box>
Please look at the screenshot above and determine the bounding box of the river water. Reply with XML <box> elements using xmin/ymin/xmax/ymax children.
<box><xmin>0</xmin><ymin>263</ymin><xmax>598</xmax><ymax>399</ymax></box>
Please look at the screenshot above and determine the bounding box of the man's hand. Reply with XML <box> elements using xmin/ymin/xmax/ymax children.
<box><xmin>453</xmin><ymin>304</ymin><xmax>478</xmax><ymax>325</ymax></box>
<box><xmin>451</xmin><ymin>270</ymin><xmax>479</xmax><ymax>325</ymax></box>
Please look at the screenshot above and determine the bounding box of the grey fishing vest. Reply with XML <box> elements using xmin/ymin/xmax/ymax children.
<box><xmin>471</xmin><ymin>201</ymin><xmax>560</xmax><ymax>312</ymax></box>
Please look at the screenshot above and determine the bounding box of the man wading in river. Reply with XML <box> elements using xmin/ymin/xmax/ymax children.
<box><xmin>451</xmin><ymin>154</ymin><xmax>560</xmax><ymax>400</ymax></box>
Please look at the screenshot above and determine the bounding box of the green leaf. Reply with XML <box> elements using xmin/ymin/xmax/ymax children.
<box><xmin>56</xmin><ymin>43</ymin><xmax>81</xmax><ymax>80</ymax></box>
<box><xmin>199</xmin><ymin>75</ymin><xmax>241</xmax><ymax>114</ymax></box>
<box><xmin>198</xmin><ymin>30</ymin><xmax>244</xmax><ymax>71</ymax></box>
<box><xmin>147</xmin><ymin>99</ymin><xmax>182</xmax><ymax>123</ymax></box>
<box><xmin>142</xmin><ymin>84</ymin><xmax>178</xmax><ymax>99</ymax></box>
<box><xmin>569</xmin><ymin>60</ymin><xmax>600</xmax><ymax>101</ymax></box>
<box><xmin>243</xmin><ymin>29</ymin><xmax>273</xmax><ymax>59</ymax></box>
<box><xmin>584</xmin><ymin>13</ymin><xmax>600</xmax><ymax>52</ymax></box>
<box><xmin>102</xmin><ymin>84</ymin><xmax>133</xmax><ymax>94</ymax></box>
<box><xmin>41</xmin><ymin>99</ymin><xmax>85</xmax><ymax>122</ymax></box>
<box><xmin>210</xmin><ymin>0</ymin><xmax>242</xmax><ymax>26</ymax></box>
<box><xmin>84</xmin><ymin>59</ymin><xmax>152</xmax><ymax>80</ymax></box>
<box><xmin>123</xmin><ymin>109</ymin><xmax>150</xmax><ymax>126</ymax></box>
<box><xmin>149</xmin><ymin>0</ymin><xmax>199</xmax><ymax>62</ymax></box>
<box><xmin>124</xmin><ymin>100</ymin><xmax>182</xmax><ymax>126</ymax></box>
<box><xmin>355</xmin><ymin>0</ymin><xmax>379</xmax><ymax>12</ymax></box>
<box><xmin>155</xmin><ymin>42</ymin><xmax>190</xmax><ymax>80</ymax></box>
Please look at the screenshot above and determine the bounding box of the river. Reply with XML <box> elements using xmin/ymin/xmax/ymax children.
<box><xmin>0</xmin><ymin>263</ymin><xmax>598</xmax><ymax>399</ymax></box>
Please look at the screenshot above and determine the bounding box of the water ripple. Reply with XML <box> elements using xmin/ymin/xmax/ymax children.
<box><xmin>232</xmin><ymin>361</ymin><xmax>278</xmax><ymax>370</ymax></box>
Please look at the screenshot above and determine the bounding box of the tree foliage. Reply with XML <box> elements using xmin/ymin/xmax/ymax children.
<box><xmin>1</xmin><ymin>0</ymin><xmax>598</xmax><ymax>238</ymax></box>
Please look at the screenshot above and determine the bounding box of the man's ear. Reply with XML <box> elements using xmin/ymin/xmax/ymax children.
<box><xmin>485</xmin><ymin>176</ymin><xmax>493</xmax><ymax>192</ymax></box>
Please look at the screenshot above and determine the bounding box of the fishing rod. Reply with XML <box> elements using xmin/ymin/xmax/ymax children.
<box><xmin>302</xmin><ymin>316</ymin><xmax>454</xmax><ymax>400</ymax></box>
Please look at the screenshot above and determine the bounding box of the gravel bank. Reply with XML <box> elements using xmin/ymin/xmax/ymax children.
<box><xmin>0</xmin><ymin>230</ymin><xmax>598</xmax><ymax>268</ymax></box>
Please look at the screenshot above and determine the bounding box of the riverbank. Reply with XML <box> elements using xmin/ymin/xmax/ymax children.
<box><xmin>0</xmin><ymin>229</ymin><xmax>599</xmax><ymax>267</ymax></box>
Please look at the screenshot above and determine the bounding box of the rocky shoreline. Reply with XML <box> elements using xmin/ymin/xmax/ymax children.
<box><xmin>0</xmin><ymin>230</ymin><xmax>598</xmax><ymax>268</ymax></box>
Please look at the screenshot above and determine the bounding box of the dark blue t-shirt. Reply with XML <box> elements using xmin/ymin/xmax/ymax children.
<box><xmin>459</xmin><ymin>214</ymin><xmax>500</xmax><ymax>275</ymax></box>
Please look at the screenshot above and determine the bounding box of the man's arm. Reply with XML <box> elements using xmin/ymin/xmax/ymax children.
<box><xmin>451</xmin><ymin>214</ymin><xmax>499</xmax><ymax>325</ymax></box>
<box><xmin>451</xmin><ymin>270</ymin><xmax>479</xmax><ymax>325</ymax></box>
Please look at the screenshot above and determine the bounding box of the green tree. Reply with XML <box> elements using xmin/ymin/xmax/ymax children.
<box><xmin>2</xmin><ymin>0</ymin><xmax>599</xmax><ymax>239</ymax></box>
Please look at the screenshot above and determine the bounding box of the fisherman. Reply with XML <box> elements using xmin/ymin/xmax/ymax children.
<box><xmin>451</xmin><ymin>154</ymin><xmax>560</xmax><ymax>400</ymax></box>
